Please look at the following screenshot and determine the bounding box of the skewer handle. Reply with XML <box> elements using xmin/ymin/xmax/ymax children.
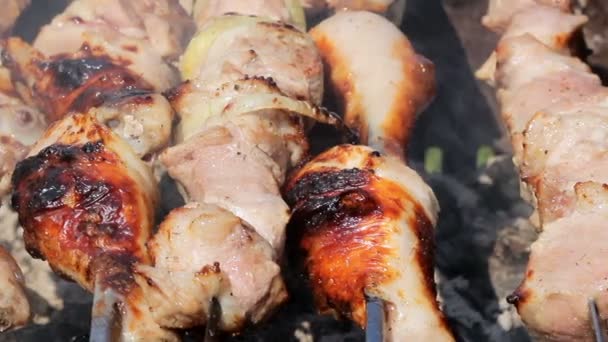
<box><xmin>365</xmin><ymin>296</ymin><xmax>386</xmax><ymax>342</ymax></box>
<box><xmin>589</xmin><ymin>299</ymin><xmax>605</xmax><ymax>342</ymax></box>
<box><xmin>90</xmin><ymin>277</ymin><xmax>121</xmax><ymax>342</ymax></box>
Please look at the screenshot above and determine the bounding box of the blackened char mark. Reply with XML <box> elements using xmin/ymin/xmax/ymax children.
<box><xmin>11</xmin><ymin>141</ymin><xmax>146</xmax><ymax>289</ymax></box>
<box><xmin>40</xmin><ymin>57</ymin><xmax>116</xmax><ymax>91</ymax></box>
<box><xmin>36</xmin><ymin>55</ymin><xmax>153</xmax><ymax>120</ymax></box>
<box><xmin>92</xmin><ymin>253</ymin><xmax>138</xmax><ymax>295</ymax></box>
<box><xmin>285</xmin><ymin>168</ymin><xmax>371</xmax><ymax>207</ymax></box>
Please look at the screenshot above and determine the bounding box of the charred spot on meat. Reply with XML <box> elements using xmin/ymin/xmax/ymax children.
<box><xmin>11</xmin><ymin>139</ymin><xmax>147</xmax><ymax>291</ymax></box>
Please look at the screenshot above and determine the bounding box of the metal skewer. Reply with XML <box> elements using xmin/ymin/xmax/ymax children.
<box><xmin>90</xmin><ymin>277</ymin><xmax>121</xmax><ymax>342</ymax></box>
<box><xmin>204</xmin><ymin>297</ymin><xmax>222</xmax><ymax>342</ymax></box>
<box><xmin>365</xmin><ymin>295</ymin><xmax>386</xmax><ymax>342</ymax></box>
<box><xmin>589</xmin><ymin>298</ymin><xmax>605</xmax><ymax>342</ymax></box>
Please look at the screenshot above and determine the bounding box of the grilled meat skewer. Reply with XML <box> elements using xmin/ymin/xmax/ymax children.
<box><xmin>6</xmin><ymin>0</ymin><xmax>194</xmax><ymax>339</ymax></box>
<box><xmin>133</xmin><ymin>7</ymin><xmax>336</xmax><ymax>332</ymax></box>
<box><xmin>284</xmin><ymin>11</ymin><xmax>454</xmax><ymax>341</ymax></box>
<box><xmin>477</xmin><ymin>0</ymin><xmax>608</xmax><ymax>340</ymax></box>
<box><xmin>11</xmin><ymin>113</ymin><xmax>176</xmax><ymax>340</ymax></box>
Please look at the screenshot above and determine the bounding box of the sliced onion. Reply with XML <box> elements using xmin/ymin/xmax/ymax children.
<box><xmin>174</xmin><ymin>78</ymin><xmax>340</xmax><ymax>142</ymax></box>
<box><xmin>179</xmin><ymin>15</ymin><xmax>261</xmax><ymax>80</ymax></box>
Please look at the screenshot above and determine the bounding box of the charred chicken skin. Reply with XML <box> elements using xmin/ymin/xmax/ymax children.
<box><xmin>1</xmin><ymin>0</ymin><xmax>195</xmax><ymax>158</ymax></box>
<box><xmin>284</xmin><ymin>11</ymin><xmax>454</xmax><ymax>341</ymax></box>
<box><xmin>11</xmin><ymin>113</ymin><xmax>176</xmax><ymax>340</ymax></box>
<box><xmin>6</xmin><ymin>0</ymin><xmax>194</xmax><ymax>340</ymax></box>
<box><xmin>478</xmin><ymin>0</ymin><xmax>608</xmax><ymax>340</ymax></box>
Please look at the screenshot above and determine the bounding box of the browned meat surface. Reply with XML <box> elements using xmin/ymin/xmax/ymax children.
<box><xmin>135</xmin><ymin>202</ymin><xmax>285</xmax><ymax>331</ymax></box>
<box><xmin>478</xmin><ymin>0</ymin><xmax>608</xmax><ymax>339</ymax></box>
<box><xmin>11</xmin><ymin>113</ymin><xmax>157</xmax><ymax>292</ymax></box>
<box><xmin>310</xmin><ymin>10</ymin><xmax>435</xmax><ymax>157</ymax></box>
<box><xmin>0</xmin><ymin>246</ymin><xmax>30</xmax><ymax>332</ymax></box>
<box><xmin>285</xmin><ymin>144</ymin><xmax>453</xmax><ymax>341</ymax></box>
<box><xmin>180</xmin><ymin>14</ymin><xmax>324</xmax><ymax>105</ymax></box>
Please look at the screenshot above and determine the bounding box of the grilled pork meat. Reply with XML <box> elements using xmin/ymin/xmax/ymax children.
<box><xmin>310</xmin><ymin>10</ymin><xmax>435</xmax><ymax>157</ymax></box>
<box><xmin>1</xmin><ymin>0</ymin><xmax>194</xmax><ymax>157</ymax></box>
<box><xmin>0</xmin><ymin>246</ymin><xmax>29</xmax><ymax>332</ymax></box>
<box><xmin>136</xmin><ymin>202</ymin><xmax>285</xmax><ymax>331</ymax></box>
<box><xmin>191</xmin><ymin>0</ymin><xmax>306</xmax><ymax>30</ymax></box>
<box><xmin>134</xmin><ymin>7</ymin><xmax>329</xmax><ymax>331</ymax></box>
<box><xmin>179</xmin><ymin>14</ymin><xmax>323</xmax><ymax>105</ymax></box>
<box><xmin>285</xmin><ymin>11</ymin><xmax>453</xmax><ymax>341</ymax></box>
<box><xmin>0</xmin><ymin>0</ymin><xmax>29</xmax><ymax>37</ymax></box>
<box><xmin>478</xmin><ymin>0</ymin><xmax>608</xmax><ymax>339</ymax></box>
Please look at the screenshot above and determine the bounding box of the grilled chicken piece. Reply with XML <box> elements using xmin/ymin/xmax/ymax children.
<box><xmin>135</xmin><ymin>202</ymin><xmax>286</xmax><ymax>330</ymax></box>
<box><xmin>0</xmin><ymin>0</ymin><xmax>29</xmax><ymax>37</ymax></box>
<box><xmin>0</xmin><ymin>246</ymin><xmax>30</xmax><ymax>332</ymax></box>
<box><xmin>284</xmin><ymin>144</ymin><xmax>452</xmax><ymax>341</ymax></box>
<box><xmin>310</xmin><ymin>11</ymin><xmax>435</xmax><ymax>157</ymax></box>
<box><xmin>180</xmin><ymin>14</ymin><xmax>324</xmax><ymax>105</ymax></box>
<box><xmin>191</xmin><ymin>0</ymin><xmax>306</xmax><ymax>30</ymax></box>
<box><xmin>10</xmin><ymin>113</ymin><xmax>174</xmax><ymax>340</ymax></box>
<box><xmin>478</xmin><ymin>1</ymin><xmax>608</xmax><ymax>339</ymax></box>
<box><xmin>1</xmin><ymin>38</ymin><xmax>174</xmax><ymax>158</ymax></box>
<box><xmin>12</xmin><ymin>113</ymin><xmax>157</xmax><ymax>292</ymax></box>
<box><xmin>283</xmin><ymin>11</ymin><xmax>453</xmax><ymax>341</ymax></box>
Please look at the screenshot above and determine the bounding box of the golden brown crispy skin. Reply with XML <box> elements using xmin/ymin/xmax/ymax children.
<box><xmin>285</xmin><ymin>148</ymin><xmax>438</xmax><ymax>327</ymax></box>
<box><xmin>1</xmin><ymin>38</ymin><xmax>153</xmax><ymax>123</ymax></box>
<box><xmin>11</xmin><ymin>125</ymin><xmax>150</xmax><ymax>292</ymax></box>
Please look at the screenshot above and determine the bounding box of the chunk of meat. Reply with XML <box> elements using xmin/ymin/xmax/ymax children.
<box><xmin>0</xmin><ymin>0</ymin><xmax>29</xmax><ymax>37</ymax></box>
<box><xmin>135</xmin><ymin>203</ymin><xmax>286</xmax><ymax>331</ymax></box>
<box><xmin>482</xmin><ymin>0</ymin><xmax>572</xmax><ymax>33</ymax></box>
<box><xmin>161</xmin><ymin>125</ymin><xmax>290</xmax><ymax>250</ymax></box>
<box><xmin>35</xmin><ymin>0</ymin><xmax>194</xmax><ymax>61</ymax></box>
<box><xmin>10</xmin><ymin>113</ymin><xmax>172</xmax><ymax>340</ymax></box>
<box><xmin>510</xmin><ymin>183</ymin><xmax>608</xmax><ymax>341</ymax></box>
<box><xmin>192</xmin><ymin>0</ymin><xmax>305</xmax><ymax>30</ymax></box>
<box><xmin>477</xmin><ymin>1</ymin><xmax>608</xmax><ymax>339</ymax></box>
<box><xmin>167</xmin><ymin>77</ymin><xmax>309</xmax><ymax>175</ymax></box>
<box><xmin>2</xmin><ymin>39</ymin><xmax>174</xmax><ymax>157</ymax></box>
<box><xmin>0</xmin><ymin>246</ymin><xmax>30</xmax><ymax>332</ymax></box>
<box><xmin>181</xmin><ymin>15</ymin><xmax>324</xmax><ymax>104</ymax></box>
<box><xmin>11</xmin><ymin>113</ymin><xmax>157</xmax><ymax>292</ymax></box>
<box><xmin>285</xmin><ymin>144</ymin><xmax>453</xmax><ymax>342</ymax></box>
<box><xmin>310</xmin><ymin>11</ymin><xmax>435</xmax><ymax>158</ymax></box>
